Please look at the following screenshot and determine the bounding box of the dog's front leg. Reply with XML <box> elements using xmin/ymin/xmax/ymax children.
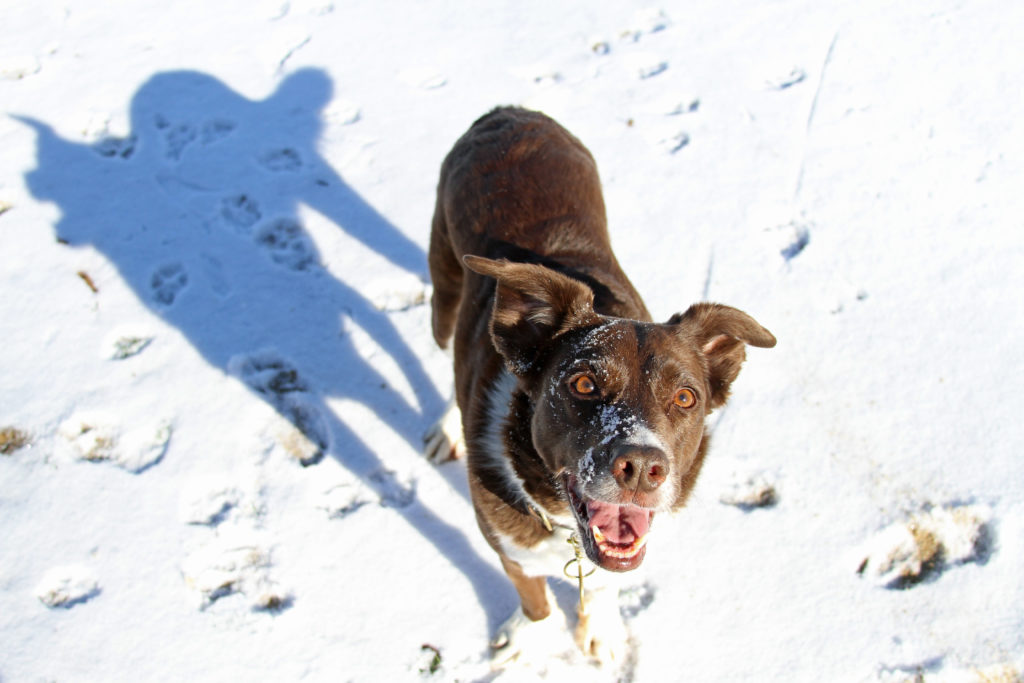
<box><xmin>490</xmin><ymin>554</ymin><xmax>568</xmax><ymax>666</ymax></box>
<box><xmin>422</xmin><ymin>399</ymin><xmax>466</xmax><ymax>463</ymax></box>
<box><xmin>575</xmin><ymin>582</ymin><xmax>629</xmax><ymax>665</ymax></box>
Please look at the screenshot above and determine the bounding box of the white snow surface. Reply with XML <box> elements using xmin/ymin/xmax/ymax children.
<box><xmin>2</xmin><ymin>1</ymin><xmax>1022</xmax><ymax>681</ymax></box>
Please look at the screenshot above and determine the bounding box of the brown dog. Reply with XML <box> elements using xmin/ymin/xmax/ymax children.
<box><xmin>426</xmin><ymin>106</ymin><xmax>775</xmax><ymax>664</ymax></box>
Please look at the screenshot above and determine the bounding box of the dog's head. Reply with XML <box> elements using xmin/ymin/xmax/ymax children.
<box><xmin>464</xmin><ymin>256</ymin><xmax>776</xmax><ymax>572</ymax></box>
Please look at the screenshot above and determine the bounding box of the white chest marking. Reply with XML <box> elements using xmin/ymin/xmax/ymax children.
<box><xmin>497</xmin><ymin>525</ymin><xmax>579</xmax><ymax>579</ymax></box>
<box><xmin>480</xmin><ymin>370</ymin><xmax>579</xmax><ymax>577</ymax></box>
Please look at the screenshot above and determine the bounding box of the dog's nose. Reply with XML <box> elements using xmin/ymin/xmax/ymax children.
<box><xmin>611</xmin><ymin>446</ymin><xmax>668</xmax><ymax>493</ymax></box>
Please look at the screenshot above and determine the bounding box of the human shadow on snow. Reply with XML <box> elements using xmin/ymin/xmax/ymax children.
<box><xmin>19</xmin><ymin>68</ymin><xmax>514</xmax><ymax>631</ymax></box>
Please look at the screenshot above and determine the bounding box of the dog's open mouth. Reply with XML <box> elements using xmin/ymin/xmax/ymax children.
<box><xmin>563</xmin><ymin>474</ymin><xmax>653</xmax><ymax>572</ymax></box>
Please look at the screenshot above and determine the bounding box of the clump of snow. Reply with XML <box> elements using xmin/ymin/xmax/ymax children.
<box><xmin>719</xmin><ymin>471</ymin><xmax>777</xmax><ymax>510</ymax></box>
<box><xmin>318</xmin><ymin>478</ymin><xmax>375</xmax><ymax>518</ymax></box>
<box><xmin>0</xmin><ymin>54</ymin><xmax>41</xmax><ymax>80</ymax></box>
<box><xmin>365</xmin><ymin>272</ymin><xmax>428</xmax><ymax>312</ymax></box>
<box><xmin>58</xmin><ymin>412</ymin><xmax>118</xmax><ymax>462</ymax></box>
<box><xmin>102</xmin><ymin>326</ymin><xmax>155</xmax><ymax>360</ymax></box>
<box><xmin>623</xmin><ymin>52</ymin><xmax>669</xmax><ymax>80</ymax></box>
<box><xmin>58</xmin><ymin>412</ymin><xmax>172</xmax><ymax>473</ymax></box>
<box><xmin>766</xmin><ymin>66</ymin><xmax>808</xmax><ymax>90</ymax></box>
<box><xmin>34</xmin><ymin>565</ymin><xmax>100</xmax><ymax>608</ymax></box>
<box><xmin>179</xmin><ymin>477</ymin><xmax>247</xmax><ymax>526</ymax></box>
<box><xmin>659</xmin><ymin>130</ymin><xmax>690</xmax><ymax>154</ymax></box>
<box><xmin>0</xmin><ymin>426</ymin><xmax>31</xmax><ymax>454</ymax></box>
<box><xmin>877</xmin><ymin>662</ymin><xmax>1022</xmax><ymax>683</ymax></box>
<box><xmin>181</xmin><ymin>524</ymin><xmax>289</xmax><ymax>611</ymax></box>
<box><xmin>857</xmin><ymin>504</ymin><xmax>992</xmax><ymax>589</ymax></box>
<box><xmin>621</xmin><ymin>8</ymin><xmax>671</xmax><ymax>40</ymax></box>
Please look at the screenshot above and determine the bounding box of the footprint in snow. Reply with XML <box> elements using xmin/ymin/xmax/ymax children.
<box><xmin>660</xmin><ymin>131</ymin><xmax>690</xmax><ymax>154</ymax></box>
<box><xmin>151</xmin><ymin>262</ymin><xmax>189</xmax><ymax>305</ymax></box>
<box><xmin>619</xmin><ymin>581</ymin><xmax>657</xmax><ymax>618</ymax></box>
<box><xmin>767</xmin><ymin>66</ymin><xmax>807</xmax><ymax>90</ymax></box>
<box><xmin>254</xmin><ymin>217</ymin><xmax>318</xmax><ymax>271</ymax></box>
<box><xmin>35</xmin><ymin>565</ymin><xmax>100</xmax><ymax>608</ymax></box>
<box><xmin>589</xmin><ymin>9</ymin><xmax>670</xmax><ymax>54</ymax></box>
<box><xmin>369</xmin><ymin>468</ymin><xmax>416</xmax><ymax>508</ymax></box>
<box><xmin>92</xmin><ymin>134</ymin><xmax>137</xmax><ymax>159</ymax></box>
<box><xmin>154</xmin><ymin>115</ymin><xmax>198</xmax><ymax>161</ymax></box>
<box><xmin>181</xmin><ymin>525</ymin><xmax>291</xmax><ymax>611</ymax></box>
<box><xmin>0</xmin><ymin>54</ymin><xmax>42</xmax><ymax>80</ymax></box>
<box><xmin>856</xmin><ymin>504</ymin><xmax>993</xmax><ymax>589</ymax></box>
<box><xmin>179</xmin><ymin>479</ymin><xmax>244</xmax><ymax>526</ymax></box>
<box><xmin>102</xmin><ymin>325</ymin><xmax>155</xmax><ymax>360</ymax></box>
<box><xmin>1</xmin><ymin>426</ymin><xmax>31</xmax><ymax>454</ymax></box>
<box><xmin>318</xmin><ymin>468</ymin><xmax>416</xmax><ymax>518</ymax></box>
<box><xmin>58</xmin><ymin>411</ymin><xmax>172</xmax><ymax>474</ymax></box>
<box><xmin>763</xmin><ymin>221</ymin><xmax>810</xmax><ymax>263</ymax></box>
<box><xmin>200</xmin><ymin>119</ymin><xmax>236</xmax><ymax>145</ymax></box>
<box><xmin>258</xmin><ymin>147</ymin><xmax>302</xmax><ymax>172</ymax></box>
<box><xmin>220</xmin><ymin>194</ymin><xmax>262</xmax><ymax>233</ymax></box>
<box><xmin>622</xmin><ymin>8</ymin><xmax>671</xmax><ymax>40</ymax></box>
<box><xmin>229</xmin><ymin>350</ymin><xmax>329</xmax><ymax>466</ymax></box>
<box><xmin>623</xmin><ymin>52</ymin><xmax>669</xmax><ymax>80</ymax></box>
<box><xmin>720</xmin><ymin>472</ymin><xmax>778</xmax><ymax>511</ymax></box>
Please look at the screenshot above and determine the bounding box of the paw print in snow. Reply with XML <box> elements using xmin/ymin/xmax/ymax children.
<box><xmin>619</xmin><ymin>582</ymin><xmax>656</xmax><ymax>618</ymax></box>
<box><xmin>254</xmin><ymin>218</ymin><xmax>317</xmax><ymax>270</ymax></box>
<box><xmin>93</xmin><ymin>135</ymin><xmax>137</xmax><ymax>159</ymax></box>
<box><xmin>35</xmin><ymin>565</ymin><xmax>100</xmax><ymax>609</ymax></box>
<box><xmin>154</xmin><ymin>115</ymin><xmax>198</xmax><ymax>161</ymax></box>
<box><xmin>369</xmin><ymin>468</ymin><xmax>416</xmax><ymax>508</ymax></box>
<box><xmin>201</xmin><ymin>119</ymin><xmax>236</xmax><ymax>145</ymax></box>
<box><xmin>767</xmin><ymin>67</ymin><xmax>807</xmax><ymax>90</ymax></box>
<box><xmin>229</xmin><ymin>350</ymin><xmax>328</xmax><ymax>466</ymax></box>
<box><xmin>221</xmin><ymin>194</ymin><xmax>262</xmax><ymax>232</ymax></box>
<box><xmin>856</xmin><ymin>504</ymin><xmax>993</xmax><ymax>589</ymax></box>
<box><xmin>151</xmin><ymin>262</ymin><xmax>189</xmax><ymax>305</ymax></box>
<box><xmin>258</xmin><ymin>148</ymin><xmax>302</xmax><ymax>172</ymax></box>
<box><xmin>230</xmin><ymin>351</ymin><xmax>309</xmax><ymax>397</ymax></box>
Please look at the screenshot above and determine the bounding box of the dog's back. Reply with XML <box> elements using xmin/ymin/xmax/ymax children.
<box><xmin>429</xmin><ymin>107</ymin><xmax>648</xmax><ymax>347</ymax></box>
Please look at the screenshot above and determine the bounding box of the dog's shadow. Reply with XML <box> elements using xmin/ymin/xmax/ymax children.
<box><xmin>18</xmin><ymin>68</ymin><xmax>513</xmax><ymax>632</ymax></box>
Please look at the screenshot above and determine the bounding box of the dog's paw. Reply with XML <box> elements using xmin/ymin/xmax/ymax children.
<box><xmin>490</xmin><ymin>605</ymin><xmax>570</xmax><ymax>668</ymax></box>
<box><xmin>423</xmin><ymin>400</ymin><xmax>465</xmax><ymax>463</ymax></box>
<box><xmin>575</xmin><ymin>592</ymin><xmax>629</xmax><ymax>665</ymax></box>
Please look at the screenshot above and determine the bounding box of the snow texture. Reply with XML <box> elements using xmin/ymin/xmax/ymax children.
<box><xmin>1</xmin><ymin>0</ymin><xmax>1022</xmax><ymax>681</ymax></box>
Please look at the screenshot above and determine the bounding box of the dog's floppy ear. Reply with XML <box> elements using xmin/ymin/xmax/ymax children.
<box><xmin>670</xmin><ymin>303</ymin><xmax>776</xmax><ymax>409</ymax></box>
<box><xmin>463</xmin><ymin>255</ymin><xmax>599</xmax><ymax>374</ymax></box>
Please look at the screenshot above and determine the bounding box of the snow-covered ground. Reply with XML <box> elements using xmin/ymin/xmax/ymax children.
<box><xmin>2</xmin><ymin>1</ymin><xmax>1022</xmax><ymax>681</ymax></box>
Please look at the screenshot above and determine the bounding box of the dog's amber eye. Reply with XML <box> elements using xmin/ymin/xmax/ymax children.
<box><xmin>673</xmin><ymin>387</ymin><xmax>697</xmax><ymax>409</ymax></box>
<box><xmin>572</xmin><ymin>375</ymin><xmax>597</xmax><ymax>395</ymax></box>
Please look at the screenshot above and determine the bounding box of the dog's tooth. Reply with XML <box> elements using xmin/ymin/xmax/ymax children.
<box><xmin>591</xmin><ymin>525</ymin><xmax>605</xmax><ymax>543</ymax></box>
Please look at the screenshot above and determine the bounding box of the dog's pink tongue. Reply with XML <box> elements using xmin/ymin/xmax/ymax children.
<box><xmin>587</xmin><ymin>501</ymin><xmax>651</xmax><ymax>544</ymax></box>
